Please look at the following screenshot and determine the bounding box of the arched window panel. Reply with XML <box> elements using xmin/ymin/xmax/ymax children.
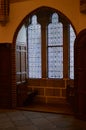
<box><xmin>48</xmin><ymin>13</ymin><xmax>63</xmax><ymax>46</ymax></box>
<box><xmin>16</xmin><ymin>25</ymin><xmax>27</xmax><ymax>84</ymax></box>
<box><xmin>28</xmin><ymin>15</ymin><xmax>41</xmax><ymax>78</ymax></box>
<box><xmin>69</xmin><ymin>24</ymin><xmax>76</xmax><ymax>79</ymax></box>
<box><xmin>47</xmin><ymin>13</ymin><xmax>63</xmax><ymax>78</ymax></box>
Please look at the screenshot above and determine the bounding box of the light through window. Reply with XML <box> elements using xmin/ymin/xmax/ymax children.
<box><xmin>28</xmin><ymin>15</ymin><xmax>41</xmax><ymax>78</ymax></box>
<box><xmin>69</xmin><ymin>24</ymin><xmax>76</xmax><ymax>79</ymax></box>
<box><xmin>16</xmin><ymin>11</ymin><xmax>76</xmax><ymax>81</ymax></box>
<box><xmin>47</xmin><ymin>13</ymin><xmax>63</xmax><ymax>78</ymax></box>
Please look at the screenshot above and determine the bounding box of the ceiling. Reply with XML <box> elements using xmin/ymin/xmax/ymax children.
<box><xmin>10</xmin><ymin>0</ymin><xmax>86</xmax><ymax>4</ymax></box>
<box><xmin>10</xmin><ymin>0</ymin><xmax>30</xmax><ymax>3</ymax></box>
<box><xmin>10</xmin><ymin>0</ymin><xmax>86</xmax><ymax>13</ymax></box>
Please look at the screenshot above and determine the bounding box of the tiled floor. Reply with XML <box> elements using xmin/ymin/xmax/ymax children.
<box><xmin>0</xmin><ymin>109</ymin><xmax>86</xmax><ymax>130</ymax></box>
<box><xmin>17</xmin><ymin>103</ymin><xmax>74</xmax><ymax>115</ymax></box>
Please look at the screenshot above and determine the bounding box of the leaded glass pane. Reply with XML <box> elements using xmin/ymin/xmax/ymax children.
<box><xmin>48</xmin><ymin>13</ymin><xmax>63</xmax><ymax>46</ymax></box>
<box><xmin>48</xmin><ymin>13</ymin><xmax>63</xmax><ymax>78</ymax></box>
<box><xmin>69</xmin><ymin>25</ymin><xmax>76</xmax><ymax>79</ymax></box>
<box><xmin>28</xmin><ymin>15</ymin><xmax>41</xmax><ymax>78</ymax></box>
<box><xmin>48</xmin><ymin>47</ymin><xmax>63</xmax><ymax>78</ymax></box>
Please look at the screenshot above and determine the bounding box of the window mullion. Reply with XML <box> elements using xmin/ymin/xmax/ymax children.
<box><xmin>41</xmin><ymin>23</ymin><xmax>47</xmax><ymax>78</ymax></box>
<box><xmin>38</xmin><ymin>15</ymin><xmax>50</xmax><ymax>78</ymax></box>
<box><xmin>63</xmin><ymin>24</ymin><xmax>69</xmax><ymax>78</ymax></box>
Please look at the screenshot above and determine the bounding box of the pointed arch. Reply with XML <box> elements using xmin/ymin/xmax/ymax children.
<box><xmin>11</xmin><ymin>6</ymin><xmax>77</xmax><ymax>108</ymax></box>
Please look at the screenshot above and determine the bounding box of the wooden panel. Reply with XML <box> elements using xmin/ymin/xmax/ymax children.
<box><xmin>45</xmin><ymin>88</ymin><xmax>60</xmax><ymax>96</ymax></box>
<box><xmin>28</xmin><ymin>79</ymin><xmax>65</xmax><ymax>88</ymax></box>
<box><xmin>74</xmin><ymin>29</ymin><xmax>86</xmax><ymax>120</ymax></box>
<box><xmin>0</xmin><ymin>43</ymin><xmax>11</xmax><ymax>108</ymax></box>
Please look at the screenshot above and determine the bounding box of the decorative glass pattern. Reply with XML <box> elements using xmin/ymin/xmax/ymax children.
<box><xmin>28</xmin><ymin>15</ymin><xmax>41</xmax><ymax>78</ymax></box>
<box><xmin>47</xmin><ymin>13</ymin><xmax>63</xmax><ymax>78</ymax></box>
<box><xmin>16</xmin><ymin>43</ymin><xmax>27</xmax><ymax>84</ymax></box>
<box><xmin>69</xmin><ymin>25</ymin><xmax>76</xmax><ymax>79</ymax></box>
<box><xmin>48</xmin><ymin>47</ymin><xmax>63</xmax><ymax>78</ymax></box>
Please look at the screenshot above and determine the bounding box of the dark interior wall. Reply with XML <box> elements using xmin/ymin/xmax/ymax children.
<box><xmin>0</xmin><ymin>43</ymin><xmax>12</xmax><ymax>108</ymax></box>
<box><xmin>74</xmin><ymin>29</ymin><xmax>86</xmax><ymax>120</ymax></box>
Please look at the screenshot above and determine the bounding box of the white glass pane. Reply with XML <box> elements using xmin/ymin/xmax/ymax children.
<box><xmin>69</xmin><ymin>25</ymin><xmax>76</xmax><ymax>79</ymax></box>
<box><xmin>48</xmin><ymin>13</ymin><xmax>63</xmax><ymax>46</ymax></box>
<box><xmin>47</xmin><ymin>13</ymin><xmax>63</xmax><ymax>78</ymax></box>
<box><xmin>48</xmin><ymin>47</ymin><xmax>63</xmax><ymax>78</ymax></box>
<box><xmin>28</xmin><ymin>15</ymin><xmax>41</xmax><ymax>78</ymax></box>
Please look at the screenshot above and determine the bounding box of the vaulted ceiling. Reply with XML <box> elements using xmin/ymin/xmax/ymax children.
<box><xmin>10</xmin><ymin>0</ymin><xmax>86</xmax><ymax>13</ymax></box>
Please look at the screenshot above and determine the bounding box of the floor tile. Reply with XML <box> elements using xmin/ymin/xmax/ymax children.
<box><xmin>0</xmin><ymin>110</ymin><xmax>86</xmax><ymax>130</ymax></box>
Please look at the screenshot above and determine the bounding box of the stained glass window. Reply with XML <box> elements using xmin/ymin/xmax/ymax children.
<box><xmin>16</xmin><ymin>8</ymin><xmax>76</xmax><ymax>84</ymax></box>
<box><xmin>47</xmin><ymin>13</ymin><xmax>63</xmax><ymax>78</ymax></box>
<box><xmin>28</xmin><ymin>15</ymin><xmax>41</xmax><ymax>78</ymax></box>
<box><xmin>27</xmin><ymin>13</ymin><xmax>75</xmax><ymax>79</ymax></box>
<box><xmin>69</xmin><ymin>25</ymin><xmax>76</xmax><ymax>79</ymax></box>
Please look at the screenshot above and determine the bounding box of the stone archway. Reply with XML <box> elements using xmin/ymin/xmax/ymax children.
<box><xmin>12</xmin><ymin>6</ymin><xmax>76</xmax><ymax>109</ymax></box>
